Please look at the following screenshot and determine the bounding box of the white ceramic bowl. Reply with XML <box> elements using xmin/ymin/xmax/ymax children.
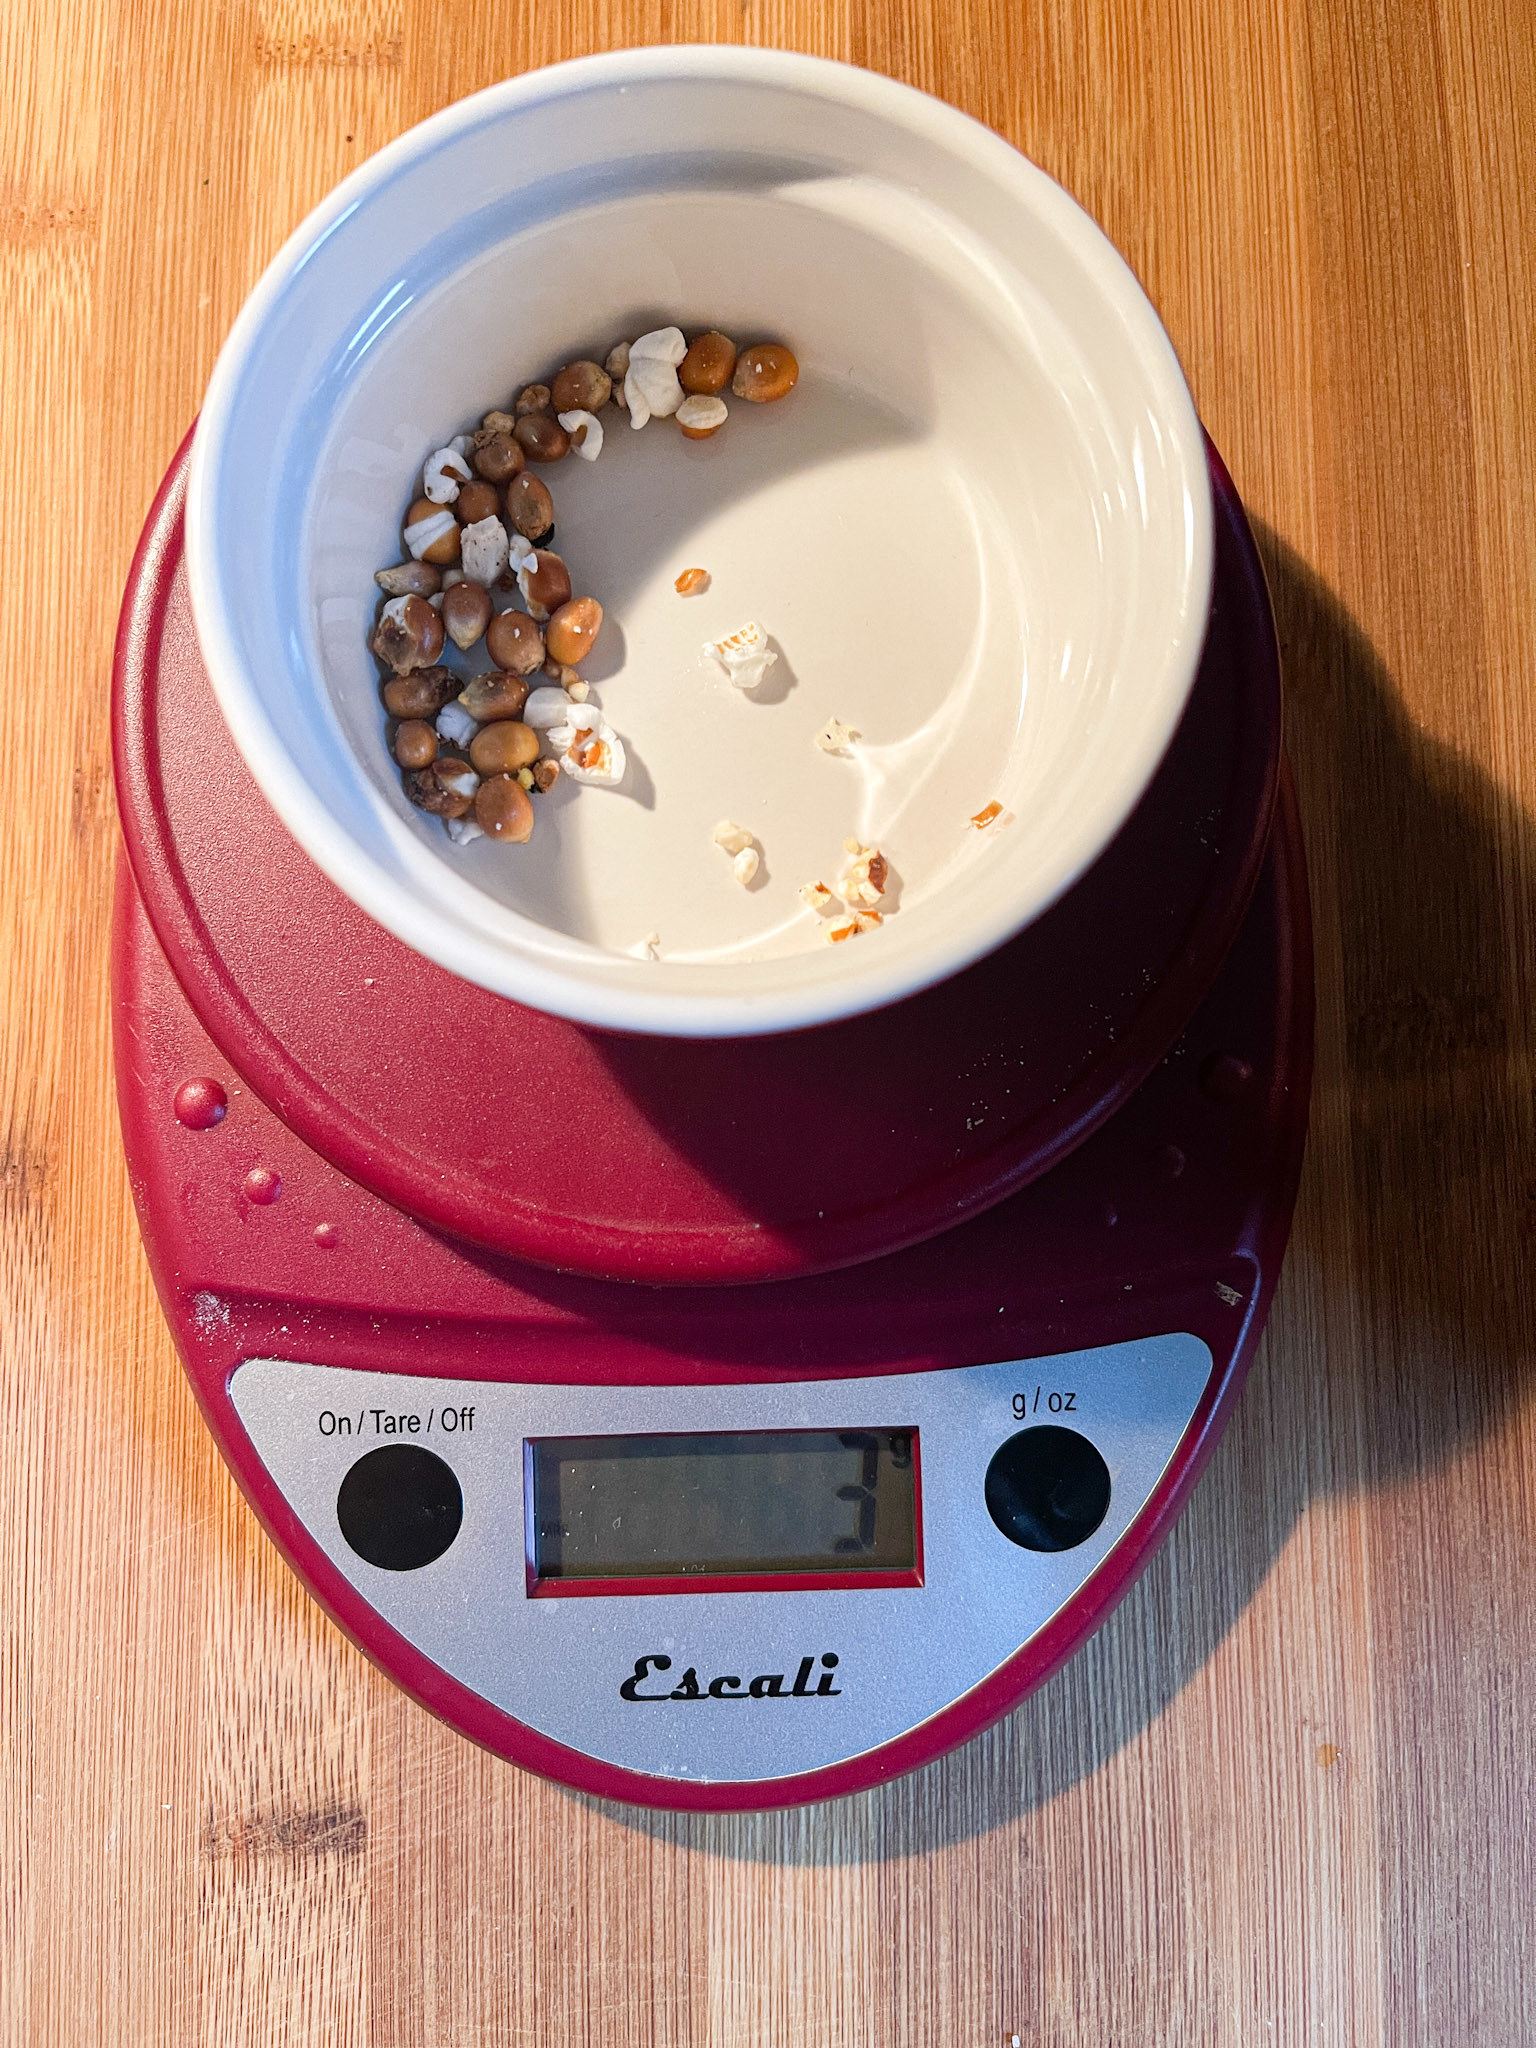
<box><xmin>188</xmin><ymin>47</ymin><xmax>1213</xmax><ymax>1038</ymax></box>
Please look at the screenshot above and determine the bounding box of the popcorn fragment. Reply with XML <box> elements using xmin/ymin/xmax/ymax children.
<box><xmin>627</xmin><ymin>353</ymin><xmax>685</xmax><ymax>420</ymax></box>
<box><xmin>549</xmin><ymin>707</ymin><xmax>626</xmax><ymax>786</ymax></box>
<box><xmin>629</xmin><ymin>326</ymin><xmax>688</xmax><ymax>366</ymax></box>
<box><xmin>423</xmin><ymin>446</ymin><xmax>473</xmax><ymax>503</ymax></box>
<box><xmin>557</xmin><ymin>408</ymin><xmax>604</xmax><ymax>461</ymax></box>
<box><xmin>629</xmin><ymin>931</ymin><xmax>661</xmax><ymax>960</ymax></box>
<box><xmin>435</xmin><ymin>700</ymin><xmax>479</xmax><ymax>748</ymax></box>
<box><xmin>732</xmin><ymin>847</ymin><xmax>759</xmax><ymax>887</ymax></box>
<box><xmin>403</xmin><ymin>506</ymin><xmax>457</xmax><ymax>560</ymax></box>
<box><xmin>712</xmin><ymin>819</ymin><xmax>755</xmax><ymax>856</ymax></box>
<box><xmin>459</xmin><ymin>515</ymin><xmax>510</xmax><ymax>587</ymax></box>
<box><xmin>799</xmin><ymin>880</ymin><xmax>837</xmax><ymax>914</ymax></box>
<box><xmin>815</xmin><ymin>716</ymin><xmax>860</xmax><ymax>754</ymax></box>
<box><xmin>524</xmin><ymin>685</ymin><xmax>579</xmax><ymax>731</ymax></box>
<box><xmin>445</xmin><ymin>813</ymin><xmax>484</xmax><ymax>844</ymax></box>
<box><xmin>703</xmin><ymin>620</ymin><xmax>777</xmax><ymax>692</ymax></box>
<box><xmin>824</xmin><ymin>911</ymin><xmax>882</xmax><ymax>945</ymax></box>
<box><xmin>971</xmin><ymin>800</ymin><xmax>1006</xmax><ymax>829</ymax></box>
<box><xmin>840</xmin><ymin>842</ymin><xmax>889</xmax><ymax>910</ymax></box>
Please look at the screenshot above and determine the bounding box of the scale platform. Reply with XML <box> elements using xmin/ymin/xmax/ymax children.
<box><xmin>113</xmin><ymin>439</ymin><xmax>1311</xmax><ymax>1810</ymax></box>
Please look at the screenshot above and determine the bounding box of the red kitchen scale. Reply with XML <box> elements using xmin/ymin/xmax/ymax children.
<box><xmin>113</xmin><ymin>434</ymin><xmax>1311</xmax><ymax>1811</ymax></box>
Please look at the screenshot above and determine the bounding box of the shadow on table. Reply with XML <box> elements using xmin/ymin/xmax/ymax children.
<box><xmin>588</xmin><ymin>524</ymin><xmax>1536</xmax><ymax>1858</ymax></box>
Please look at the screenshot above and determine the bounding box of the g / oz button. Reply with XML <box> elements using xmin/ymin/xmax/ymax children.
<box><xmin>337</xmin><ymin>1444</ymin><xmax>463</xmax><ymax>1571</ymax></box>
<box><xmin>985</xmin><ymin>1426</ymin><xmax>1111</xmax><ymax>1552</ymax></box>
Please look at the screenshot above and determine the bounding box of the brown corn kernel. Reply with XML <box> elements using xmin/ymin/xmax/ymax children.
<box><xmin>371</xmin><ymin>593</ymin><xmax>444</xmax><ymax>672</ymax></box>
<box><xmin>505</xmin><ymin>472</ymin><xmax>555</xmax><ymax>540</ymax></box>
<box><xmin>545</xmin><ymin>596</ymin><xmax>603</xmax><ymax>667</ymax></box>
<box><xmin>485</xmin><ymin>608</ymin><xmax>546</xmax><ymax>675</ymax></box>
<box><xmin>731</xmin><ymin>343</ymin><xmax>799</xmax><ymax>403</ymax></box>
<box><xmin>514</xmin><ymin>412</ymin><xmax>571</xmax><ymax>463</ymax></box>
<box><xmin>405</xmin><ymin>760</ymin><xmax>474</xmax><ymax>818</ymax></box>
<box><xmin>515</xmin><ymin>384</ymin><xmax>552</xmax><ymax>417</ymax></box>
<box><xmin>679</xmin><ymin>331</ymin><xmax>737</xmax><ymax>395</ymax></box>
<box><xmin>455</xmin><ymin>478</ymin><xmax>501</xmax><ymax>525</ymax></box>
<box><xmin>381</xmin><ymin>665</ymin><xmax>458</xmax><ymax>719</ymax></box>
<box><xmin>472</xmin><ymin>428</ymin><xmax>524</xmax><ymax>483</ymax></box>
<box><xmin>392</xmin><ymin>719</ymin><xmax>438</xmax><ymax>769</ymax></box>
<box><xmin>442</xmin><ymin>580</ymin><xmax>492</xmax><ymax>650</ymax></box>
<box><xmin>470</xmin><ymin>720</ymin><xmax>539</xmax><ymax>775</ymax></box>
<box><xmin>475</xmin><ymin>773</ymin><xmax>535</xmax><ymax>841</ymax></box>
<box><xmin>458</xmin><ymin>671</ymin><xmax>531</xmax><ymax>722</ymax></box>
<box><xmin>532</xmin><ymin>758</ymin><xmax>560</xmax><ymax>792</ymax></box>
<box><xmin>674</xmin><ymin>567</ymin><xmax>710</xmax><ymax>595</ymax></box>
<box><xmin>551</xmin><ymin>360</ymin><xmax>612</xmax><ymax>413</ymax></box>
<box><xmin>375</xmin><ymin>560</ymin><xmax>441</xmax><ymax>597</ymax></box>
<box><xmin>521</xmin><ymin>549</ymin><xmax>572</xmax><ymax>621</ymax></box>
<box><xmin>405</xmin><ymin>495</ymin><xmax>461</xmax><ymax>564</ymax></box>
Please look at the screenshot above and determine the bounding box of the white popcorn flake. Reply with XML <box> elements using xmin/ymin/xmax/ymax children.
<box><xmin>403</xmin><ymin>506</ymin><xmax>456</xmax><ymax>560</ymax></box>
<box><xmin>815</xmin><ymin>716</ymin><xmax>860</xmax><ymax>754</ymax></box>
<box><xmin>629</xmin><ymin>931</ymin><xmax>661</xmax><ymax>961</ymax></box>
<box><xmin>627</xmin><ymin>353</ymin><xmax>685</xmax><ymax>420</ymax></box>
<box><xmin>449</xmin><ymin>433</ymin><xmax>474</xmax><ymax>459</ymax></box>
<box><xmin>507</xmin><ymin>531</ymin><xmax>537</xmax><ymax>575</ymax></box>
<box><xmin>703</xmin><ymin>620</ymin><xmax>778</xmax><ymax>692</ymax></box>
<box><xmin>459</xmin><ymin>514</ymin><xmax>509</xmax><ymax>588</ymax></box>
<box><xmin>712</xmin><ymin>819</ymin><xmax>754</xmax><ymax>856</ymax></box>
<box><xmin>445</xmin><ymin>813</ymin><xmax>484</xmax><ymax>844</ymax></box>
<box><xmin>624</xmin><ymin>376</ymin><xmax>651</xmax><ymax>429</ymax></box>
<box><xmin>629</xmin><ymin>325</ymin><xmax>687</xmax><ymax>366</ymax></box>
<box><xmin>523</xmin><ymin>685</ymin><xmax>579</xmax><ymax>731</ymax></box>
<box><xmin>435</xmin><ymin>700</ymin><xmax>479</xmax><ymax>747</ymax></box>
<box><xmin>423</xmin><ymin>446</ymin><xmax>472</xmax><ymax>503</ymax></box>
<box><xmin>549</xmin><ymin>707</ymin><xmax>626</xmax><ymax>786</ymax></box>
<box><xmin>732</xmin><ymin>846</ymin><xmax>759</xmax><ymax>887</ymax></box>
<box><xmin>824</xmin><ymin>911</ymin><xmax>882</xmax><ymax>945</ymax></box>
<box><xmin>557</xmin><ymin>408</ymin><xmax>604</xmax><ymax>461</ymax></box>
<box><xmin>799</xmin><ymin>880</ymin><xmax>837</xmax><ymax>914</ymax></box>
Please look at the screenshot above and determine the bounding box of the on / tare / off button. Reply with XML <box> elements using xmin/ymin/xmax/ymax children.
<box><xmin>984</xmin><ymin>1426</ymin><xmax>1112</xmax><ymax>1552</ymax></box>
<box><xmin>337</xmin><ymin>1444</ymin><xmax>463</xmax><ymax>1571</ymax></box>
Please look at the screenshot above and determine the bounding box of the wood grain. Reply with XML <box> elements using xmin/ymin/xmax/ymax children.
<box><xmin>4</xmin><ymin>2</ymin><xmax>1535</xmax><ymax>2041</ymax></box>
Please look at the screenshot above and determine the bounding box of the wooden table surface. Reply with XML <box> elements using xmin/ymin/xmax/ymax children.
<box><xmin>5</xmin><ymin>2</ymin><xmax>1534</xmax><ymax>2041</ymax></box>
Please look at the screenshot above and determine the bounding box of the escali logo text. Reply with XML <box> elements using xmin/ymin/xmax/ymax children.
<box><xmin>621</xmin><ymin>1653</ymin><xmax>842</xmax><ymax>1702</ymax></box>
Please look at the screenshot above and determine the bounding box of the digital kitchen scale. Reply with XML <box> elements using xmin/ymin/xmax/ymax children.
<box><xmin>112</xmin><ymin>435</ymin><xmax>1311</xmax><ymax>1810</ymax></box>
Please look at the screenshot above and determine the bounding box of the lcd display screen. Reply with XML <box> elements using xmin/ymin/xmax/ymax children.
<box><xmin>528</xmin><ymin>1428</ymin><xmax>918</xmax><ymax>1583</ymax></box>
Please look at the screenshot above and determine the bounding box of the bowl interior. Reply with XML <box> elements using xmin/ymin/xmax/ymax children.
<box><xmin>191</xmin><ymin>53</ymin><xmax>1212</xmax><ymax>1034</ymax></box>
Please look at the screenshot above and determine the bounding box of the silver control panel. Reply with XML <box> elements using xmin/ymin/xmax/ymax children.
<box><xmin>231</xmin><ymin>1337</ymin><xmax>1211</xmax><ymax>1783</ymax></box>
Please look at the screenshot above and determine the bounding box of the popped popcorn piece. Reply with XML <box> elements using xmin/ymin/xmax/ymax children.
<box><xmin>507</xmin><ymin>531</ymin><xmax>537</xmax><ymax>577</ymax></box>
<box><xmin>557</xmin><ymin>408</ymin><xmax>604</xmax><ymax>461</ymax></box>
<box><xmin>435</xmin><ymin>700</ymin><xmax>480</xmax><ymax>748</ymax></box>
<box><xmin>703</xmin><ymin>620</ymin><xmax>777</xmax><ymax>692</ymax></box>
<box><xmin>403</xmin><ymin>506</ymin><xmax>457</xmax><ymax>560</ymax></box>
<box><xmin>524</xmin><ymin>685</ymin><xmax>579</xmax><ymax>731</ymax></box>
<box><xmin>627</xmin><ymin>352</ymin><xmax>685</xmax><ymax>420</ymax></box>
<box><xmin>549</xmin><ymin>707</ymin><xmax>626</xmax><ymax>786</ymax></box>
<box><xmin>839</xmin><ymin>842</ymin><xmax>889</xmax><ymax>910</ymax></box>
<box><xmin>824</xmin><ymin>911</ymin><xmax>882</xmax><ymax>945</ymax></box>
<box><xmin>732</xmin><ymin>846</ymin><xmax>759</xmax><ymax>887</ymax></box>
<box><xmin>459</xmin><ymin>514</ymin><xmax>509</xmax><ymax>587</ymax></box>
<box><xmin>629</xmin><ymin>326</ymin><xmax>687</xmax><ymax>366</ymax></box>
<box><xmin>445</xmin><ymin>813</ymin><xmax>484</xmax><ymax>844</ymax></box>
<box><xmin>815</xmin><ymin>716</ymin><xmax>860</xmax><ymax>754</ymax></box>
<box><xmin>799</xmin><ymin>880</ymin><xmax>837</xmax><ymax>914</ymax></box>
<box><xmin>711</xmin><ymin>819</ymin><xmax>754</xmax><ymax>856</ymax></box>
<box><xmin>971</xmin><ymin>800</ymin><xmax>1005</xmax><ymax>829</ymax></box>
<box><xmin>423</xmin><ymin>446</ymin><xmax>472</xmax><ymax>503</ymax></box>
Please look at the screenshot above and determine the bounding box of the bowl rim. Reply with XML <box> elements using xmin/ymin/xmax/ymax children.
<box><xmin>186</xmin><ymin>44</ymin><xmax>1214</xmax><ymax>1038</ymax></box>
